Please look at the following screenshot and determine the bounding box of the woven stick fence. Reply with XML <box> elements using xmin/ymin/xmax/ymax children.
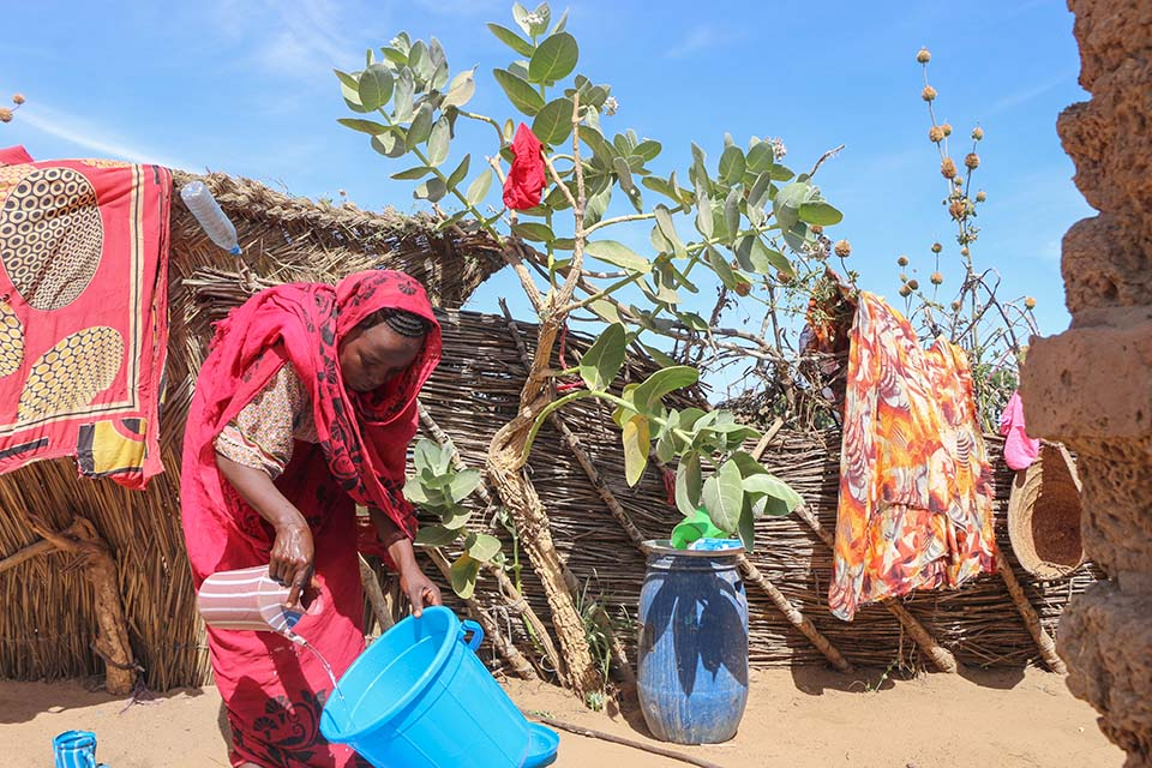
<box><xmin>0</xmin><ymin>172</ymin><xmax>1098</xmax><ymax>689</ymax></box>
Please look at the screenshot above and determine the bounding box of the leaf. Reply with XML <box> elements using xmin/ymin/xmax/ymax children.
<box><xmin>466</xmin><ymin>168</ymin><xmax>494</xmax><ymax>205</ymax></box>
<box><xmin>643</xmin><ymin>176</ymin><xmax>679</xmax><ymax>202</ymax></box>
<box><xmin>622</xmin><ymin>414</ymin><xmax>651</xmax><ymax>487</ymax></box>
<box><xmin>449</xmin><ymin>554</ymin><xmax>481</xmax><ymax>599</ymax></box>
<box><xmin>737</xmin><ymin>235</ymin><xmax>792</xmax><ymax>276</ymax></box>
<box><xmin>578</xmin><ymin>125</ymin><xmax>616</xmax><ymax>162</ymax></box>
<box><xmin>696</xmin><ymin>191</ymin><xmax>714</xmax><ymax>239</ymax></box>
<box><xmin>338</xmin><ymin>118</ymin><xmax>392</xmax><ymax>135</ymax></box>
<box><xmin>737</xmin><ymin>505</ymin><xmax>756</xmax><ymax>551</ymax></box>
<box><xmin>414</xmin><ymin>525</ymin><xmax>459</xmax><ymax>547</ymax></box>
<box><xmin>724</xmin><ymin>188</ymin><xmax>741</xmax><ymax>245</ymax></box>
<box><xmin>394</xmin><ymin>68</ymin><xmax>416</xmax><ymax>121</ymax></box>
<box><xmin>583</xmin><ymin>183</ymin><xmax>612</xmax><ymax>227</ymax></box>
<box><xmin>552</xmin><ymin>7</ymin><xmax>570</xmax><ymax>33</ymax></box>
<box><xmin>528</xmin><ymin>32</ymin><xmax>578</xmax><ymax>84</ymax></box>
<box><xmin>799</xmin><ymin>201</ymin><xmax>843</xmax><ymax>226</ymax></box>
<box><xmin>746</xmin><ymin>141</ymin><xmax>775</xmax><ymax>174</ymax></box>
<box><xmin>584</xmin><ymin>240</ymin><xmax>651</xmax><ymax>273</ymax></box>
<box><xmin>380</xmin><ymin>47</ymin><xmax>408</xmax><ymax>67</ymax></box>
<box><xmin>578</xmin><ymin>323</ymin><xmax>627</xmax><ymax>391</ymax></box>
<box><xmin>773</xmin><ymin>181</ymin><xmax>810</xmax><ymax>233</ymax></box>
<box><xmin>632</xmin><ymin>366</ymin><xmax>699</xmax><ymax>416</ymax></box>
<box><xmin>743</xmin><ymin>473</ymin><xmax>802</xmax><ymax>517</ymax></box>
<box><xmin>334</xmin><ymin>68</ymin><xmax>361</xmax><ymax>92</ymax></box>
<box><xmin>748</xmin><ymin>172</ymin><xmax>773</xmax><ymax>211</ymax></box>
<box><xmin>719</xmin><ymin>146</ymin><xmax>746</xmax><ymax>184</ymax></box>
<box><xmin>467</xmin><ymin>533</ymin><xmax>502</xmax><ymax>563</ymax></box>
<box><xmin>407</xmin><ymin>104</ymin><xmax>434</xmax><ymax>148</ymax></box>
<box><xmin>358</xmin><ymin>63</ymin><xmax>394</xmax><ymax>111</ymax></box>
<box><xmin>414</xmin><ymin>178</ymin><xmax>448</xmax><ymax>202</ymax></box>
<box><xmin>427</xmin><ymin>117</ymin><xmax>451</xmax><ymax>166</ymax></box>
<box><xmin>702</xmin><ymin>459</ymin><xmax>745</xmax><ymax>532</ymax></box>
<box><xmin>513</xmin><ymin>222</ymin><xmax>555</xmax><ymax>242</ymax></box>
<box><xmin>730</xmin><ymin>451</ymin><xmax>768</xmax><ymax>478</ymax></box>
<box><xmin>532</xmin><ymin>97</ymin><xmax>575</xmax><ymax>146</ymax></box>
<box><xmin>707</xmin><ymin>246</ymin><xmax>739</xmax><ymax>290</ymax></box>
<box><xmin>447</xmin><ymin>154</ymin><xmax>471</xmax><ymax>189</ymax></box>
<box><xmin>654</xmin><ymin>205</ymin><xmax>687</xmax><ymax>259</ymax></box>
<box><xmin>488</xmin><ymin>22</ymin><xmax>535</xmax><ymax>57</ymax></box>
<box><xmin>609</xmin><ymin>156</ymin><xmax>634</xmax><ymax>193</ymax></box>
<box><xmin>408</xmin><ymin>40</ymin><xmax>433</xmax><ymax>85</ymax></box>
<box><xmin>403</xmin><ymin>476</ymin><xmax>429</xmax><ymax>505</ymax></box>
<box><xmin>441</xmin><ymin>506</ymin><xmax>472</xmax><ymax>530</ymax></box>
<box><xmin>528</xmin><ymin>2</ymin><xmax>552</xmax><ymax>36</ymax></box>
<box><xmin>493</xmin><ymin>68</ymin><xmax>545</xmax><ymax>116</ymax></box>
<box><xmin>391</xmin><ymin>166</ymin><xmax>433</xmax><ymax>180</ymax></box>
<box><xmin>447</xmin><ymin>468</ymin><xmax>483</xmax><ymax>503</ymax></box>
<box><xmin>675</xmin><ymin>454</ymin><xmax>702</xmax><ymax>517</ymax></box>
<box><xmin>512</xmin><ymin>1</ymin><xmax>533</xmax><ymax>35</ymax></box>
<box><xmin>372</xmin><ymin>130</ymin><xmax>408</xmax><ymax>158</ymax></box>
<box><xmin>336</xmin><ymin>69</ymin><xmax>370</xmax><ymax>113</ymax></box>
<box><xmin>443</xmin><ymin>68</ymin><xmax>476</xmax><ymax>109</ymax></box>
<box><xmin>634</xmin><ymin>139</ymin><xmax>662</xmax><ymax>163</ymax></box>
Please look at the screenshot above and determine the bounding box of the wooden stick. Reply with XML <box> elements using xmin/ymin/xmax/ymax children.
<box><xmin>501</xmin><ymin>302</ymin><xmax>636</xmax><ymax>687</ymax></box>
<box><xmin>359</xmin><ymin>555</ymin><xmax>395</xmax><ymax>633</ymax></box>
<box><xmin>0</xmin><ymin>519</ymin><xmax>88</xmax><ymax>573</ymax></box>
<box><xmin>527</xmin><ymin>713</ymin><xmax>728</xmax><ymax>768</ymax></box>
<box><xmin>26</xmin><ymin>515</ymin><xmax>138</xmax><ymax>694</ymax></box>
<box><xmin>425</xmin><ymin>548</ymin><xmax>540</xmax><ymax>681</ymax></box>
<box><xmin>995</xmin><ymin>549</ymin><xmax>1067</xmax><ymax>674</ymax></box>
<box><xmin>791</xmin><ymin>504</ymin><xmax>960</xmax><ymax>673</ymax></box>
<box><xmin>737</xmin><ymin>555</ymin><xmax>854</xmax><ymax>673</ymax></box>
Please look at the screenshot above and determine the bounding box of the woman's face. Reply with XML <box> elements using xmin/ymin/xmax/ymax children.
<box><xmin>338</xmin><ymin>321</ymin><xmax>424</xmax><ymax>393</ymax></box>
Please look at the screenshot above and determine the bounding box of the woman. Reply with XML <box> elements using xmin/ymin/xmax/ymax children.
<box><xmin>181</xmin><ymin>269</ymin><xmax>443</xmax><ymax>767</ymax></box>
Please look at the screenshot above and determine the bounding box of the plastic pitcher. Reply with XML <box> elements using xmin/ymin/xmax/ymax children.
<box><xmin>197</xmin><ymin>565</ymin><xmax>319</xmax><ymax>636</ymax></box>
<box><xmin>320</xmin><ymin>606</ymin><xmax>558</xmax><ymax>767</ymax></box>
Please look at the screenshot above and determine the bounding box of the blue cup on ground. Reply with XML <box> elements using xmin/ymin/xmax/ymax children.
<box><xmin>53</xmin><ymin>730</ymin><xmax>109</xmax><ymax>768</ymax></box>
<box><xmin>320</xmin><ymin>606</ymin><xmax>558</xmax><ymax>767</ymax></box>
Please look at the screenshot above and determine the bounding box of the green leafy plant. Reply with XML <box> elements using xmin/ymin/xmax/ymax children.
<box><xmin>403</xmin><ymin>438</ymin><xmax>501</xmax><ymax>598</ymax></box>
<box><xmin>337</xmin><ymin>1</ymin><xmax>834</xmax><ymax>698</ymax></box>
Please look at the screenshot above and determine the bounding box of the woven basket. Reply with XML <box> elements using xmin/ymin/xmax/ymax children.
<box><xmin>1007</xmin><ymin>442</ymin><xmax>1085</xmax><ymax>580</ymax></box>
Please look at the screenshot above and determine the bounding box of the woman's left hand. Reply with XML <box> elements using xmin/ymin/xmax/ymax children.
<box><xmin>399</xmin><ymin>567</ymin><xmax>442</xmax><ymax>618</ymax></box>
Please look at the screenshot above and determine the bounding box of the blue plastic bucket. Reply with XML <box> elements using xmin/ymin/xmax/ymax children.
<box><xmin>320</xmin><ymin>606</ymin><xmax>558</xmax><ymax>767</ymax></box>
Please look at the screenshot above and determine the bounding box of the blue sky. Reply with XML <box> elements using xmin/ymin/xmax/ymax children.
<box><xmin>2</xmin><ymin>0</ymin><xmax>1090</xmax><ymax>376</ymax></box>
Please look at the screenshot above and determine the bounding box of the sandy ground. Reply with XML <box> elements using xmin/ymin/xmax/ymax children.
<box><xmin>0</xmin><ymin>667</ymin><xmax>1122</xmax><ymax>768</ymax></box>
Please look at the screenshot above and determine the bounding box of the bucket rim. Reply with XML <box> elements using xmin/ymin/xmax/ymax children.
<box><xmin>320</xmin><ymin>605</ymin><xmax>459</xmax><ymax>743</ymax></box>
<box><xmin>641</xmin><ymin>539</ymin><xmax>746</xmax><ymax>557</ymax></box>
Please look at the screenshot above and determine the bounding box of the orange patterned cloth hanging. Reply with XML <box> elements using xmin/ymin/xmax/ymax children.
<box><xmin>830</xmin><ymin>292</ymin><xmax>997</xmax><ymax>621</ymax></box>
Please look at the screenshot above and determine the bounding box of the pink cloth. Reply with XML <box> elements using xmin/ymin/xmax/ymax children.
<box><xmin>999</xmin><ymin>391</ymin><xmax>1039</xmax><ymax>471</ymax></box>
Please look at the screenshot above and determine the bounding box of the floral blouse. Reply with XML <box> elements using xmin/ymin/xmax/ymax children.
<box><xmin>214</xmin><ymin>365</ymin><xmax>318</xmax><ymax>478</ymax></box>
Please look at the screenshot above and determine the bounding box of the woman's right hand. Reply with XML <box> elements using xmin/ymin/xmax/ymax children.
<box><xmin>270</xmin><ymin>519</ymin><xmax>314</xmax><ymax>607</ymax></box>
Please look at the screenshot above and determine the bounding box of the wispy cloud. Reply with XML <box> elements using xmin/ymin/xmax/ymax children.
<box><xmin>413</xmin><ymin>0</ymin><xmax>504</xmax><ymax>16</ymax></box>
<box><xmin>988</xmin><ymin>69</ymin><xmax>1080</xmax><ymax>115</ymax></box>
<box><xmin>16</xmin><ymin>105</ymin><xmax>196</xmax><ymax>170</ymax></box>
<box><xmin>666</xmin><ymin>25</ymin><xmax>726</xmax><ymax>59</ymax></box>
<box><xmin>211</xmin><ymin>0</ymin><xmax>359</xmax><ymax>80</ymax></box>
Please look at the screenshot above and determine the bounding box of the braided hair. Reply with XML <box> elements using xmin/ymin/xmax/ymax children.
<box><xmin>360</xmin><ymin>307</ymin><xmax>429</xmax><ymax>338</ymax></box>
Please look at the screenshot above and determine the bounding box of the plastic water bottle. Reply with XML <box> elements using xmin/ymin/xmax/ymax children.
<box><xmin>180</xmin><ymin>180</ymin><xmax>242</xmax><ymax>255</ymax></box>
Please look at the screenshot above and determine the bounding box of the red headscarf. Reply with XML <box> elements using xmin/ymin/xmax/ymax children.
<box><xmin>181</xmin><ymin>269</ymin><xmax>441</xmax><ymax>582</ymax></box>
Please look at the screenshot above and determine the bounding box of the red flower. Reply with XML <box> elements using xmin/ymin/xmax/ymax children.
<box><xmin>502</xmin><ymin>123</ymin><xmax>545</xmax><ymax>211</ymax></box>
